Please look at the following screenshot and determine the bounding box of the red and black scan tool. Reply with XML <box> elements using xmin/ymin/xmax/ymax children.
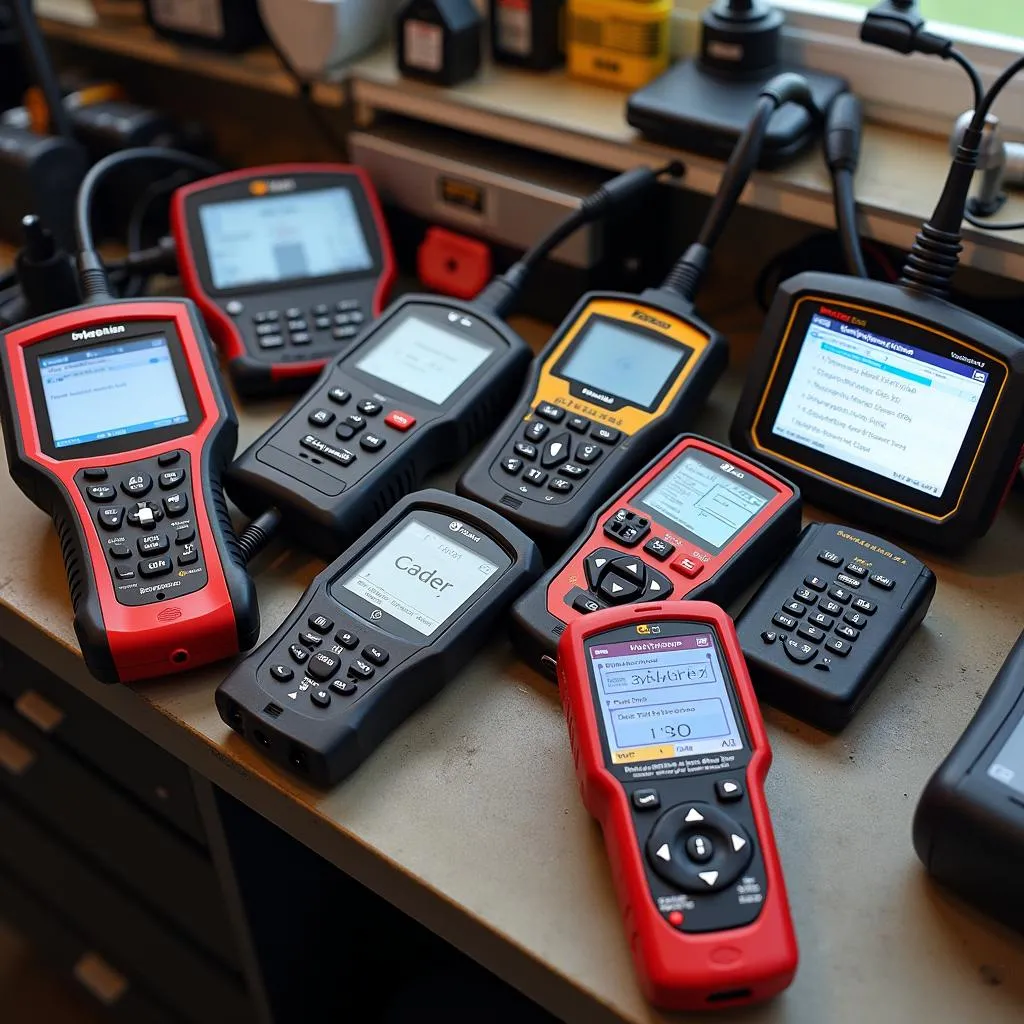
<box><xmin>0</xmin><ymin>299</ymin><xmax>259</xmax><ymax>683</ymax></box>
<box><xmin>558</xmin><ymin>601</ymin><xmax>798</xmax><ymax>1009</ymax></box>
<box><xmin>511</xmin><ymin>435</ymin><xmax>801</xmax><ymax>676</ymax></box>
<box><xmin>172</xmin><ymin>164</ymin><xmax>395</xmax><ymax>397</ymax></box>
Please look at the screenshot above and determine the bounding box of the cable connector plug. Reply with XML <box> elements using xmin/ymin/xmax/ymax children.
<box><xmin>860</xmin><ymin>0</ymin><xmax>951</xmax><ymax>57</ymax></box>
<box><xmin>824</xmin><ymin>93</ymin><xmax>863</xmax><ymax>174</ymax></box>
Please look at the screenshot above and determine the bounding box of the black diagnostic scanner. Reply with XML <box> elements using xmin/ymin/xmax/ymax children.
<box><xmin>225</xmin><ymin>293</ymin><xmax>532</xmax><ymax>560</ymax></box>
<box><xmin>731</xmin><ymin>274</ymin><xmax>1024</xmax><ymax>550</ymax></box>
<box><xmin>735</xmin><ymin>522</ymin><xmax>935</xmax><ymax>730</ymax></box>
<box><xmin>914</xmin><ymin>629</ymin><xmax>1024</xmax><ymax>935</ymax></box>
<box><xmin>216</xmin><ymin>490</ymin><xmax>543</xmax><ymax>786</ymax></box>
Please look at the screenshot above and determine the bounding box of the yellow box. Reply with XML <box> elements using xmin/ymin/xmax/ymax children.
<box><xmin>567</xmin><ymin>0</ymin><xmax>672</xmax><ymax>91</ymax></box>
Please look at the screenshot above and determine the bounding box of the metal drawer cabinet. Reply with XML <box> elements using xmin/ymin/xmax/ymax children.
<box><xmin>0</xmin><ymin>702</ymin><xmax>238</xmax><ymax>967</ymax></box>
<box><xmin>0</xmin><ymin>798</ymin><xmax>253</xmax><ymax>1024</ymax></box>
<box><xmin>0</xmin><ymin>641</ymin><xmax>205</xmax><ymax>843</ymax></box>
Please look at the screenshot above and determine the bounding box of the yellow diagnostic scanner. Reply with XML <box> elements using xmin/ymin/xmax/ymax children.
<box><xmin>459</xmin><ymin>73</ymin><xmax>822</xmax><ymax>559</ymax></box>
<box><xmin>457</xmin><ymin>289</ymin><xmax>726</xmax><ymax>558</ymax></box>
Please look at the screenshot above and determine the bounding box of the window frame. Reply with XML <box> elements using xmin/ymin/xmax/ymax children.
<box><xmin>672</xmin><ymin>0</ymin><xmax>1024</xmax><ymax>137</ymax></box>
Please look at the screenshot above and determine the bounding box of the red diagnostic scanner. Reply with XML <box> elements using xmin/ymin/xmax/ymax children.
<box><xmin>558</xmin><ymin>601</ymin><xmax>798</xmax><ymax>1010</ymax></box>
<box><xmin>0</xmin><ymin>299</ymin><xmax>259</xmax><ymax>683</ymax></box>
<box><xmin>511</xmin><ymin>435</ymin><xmax>801</xmax><ymax>677</ymax></box>
<box><xmin>172</xmin><ymin>164</ymin><xmax>395</xmax><ymax>398</ymax></box>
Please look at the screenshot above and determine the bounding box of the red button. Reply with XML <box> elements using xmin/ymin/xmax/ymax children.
<box><xmin>672</xmin><ymin>556</ymin><xmax>705</xmax><ymax>579</ymax></box>
<box><xmin>668</xmin><ymin>910</ymin><xmax>684</xmax><ymax>927</ymax></box>
<box><xmin>385</xmin><ymin>410</ymin><xmax>416</xmax><ymax>432</ymax></box>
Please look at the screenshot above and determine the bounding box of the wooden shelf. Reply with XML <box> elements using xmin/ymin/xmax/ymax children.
<box><xmin>39</xmin><ymin>17</ymin><xmax>346</xmax><ymax>107</ymax></box>
<box><xmin>349</xmin><ymin>48</ymin><xmax>1024</xmax><ymax>281</ymax></box>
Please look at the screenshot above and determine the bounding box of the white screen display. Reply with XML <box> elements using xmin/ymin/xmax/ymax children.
<box><xmin>354</xmin><ymin>318</ymin><xmax>492</xmax><ymax>405</ymax></box>
<box><xmin>988</xmin><ymin>714</ymin><xmax>1024</xmax><ymax>798</ymax></box>
<box><xmin>39</xmin><ymin>337</ymin><xmax>188</xmax><ymax>448</ymax></box>
<box><xmin>772</xmin><ymin>313</ymin><xmax>989</xmax><ymax>498</ymax></box>
<box><xmin>341</xmin><ymin>521</ymin><xmax>499</xmax><ymax>636</ymax></box>
<box><xmin>557</xmin><ymin>318</ymin><xmax>687</xmax><ymax>409</ymax></box>
<box><xmin>590</xmin><ymin>632</ymin><xmax>744</xmax><ymax>765</ymax></box>
<box><xmin>198</xmin><ymin>187</ymin><xmax>373</xmax><ymax>290</ymax></box>
<box><xmin>639</xmin><ymin>454</ymin><xmax>770</xmax><ymax>551</ymax></box>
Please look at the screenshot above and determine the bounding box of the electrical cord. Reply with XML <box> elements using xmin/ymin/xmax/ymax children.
<box><xmin>898</xmin><ymin>52</ymin><xmax>1024</xmax><ymax>295</ymax></box>
<box><xmin>658</xmin><ymin>73</ymin><xmax>818</xmax><ymax>305</ymax></box>
<box><xmin>474</xmin><ymin>161</ymin><xmax>684</xmax><ymax>318</ymax></box>
<box><xmin>75</xmin><ymin>147</ymin><xmax>220</xmax><ymax>302</ymax></box>
<box><xmin>122</xmin><ymin>170</ymin><xmax>191</xmax><ymax>297</ymax></box>
<box><xmin>824</xmin><ymin>92</ymin><xmax>868</xmax><ymax>279</ymax></box>
<box><xmin>264</xmin><ymin>34</ymin><xmax>348</xmax><ymax>155</ymax></box>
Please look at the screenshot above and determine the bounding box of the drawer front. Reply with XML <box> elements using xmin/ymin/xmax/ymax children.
<box><xmin>0</xmin><ymin>704</ymin><xmax>238</xmax><ymax>968</ymax></box>
<box><xmin>0</xmin><ymin>797</ymin><xmax>251</xmax><ymax>1024</ymax></box>
<box><xmin>0</xmin><ymin>867</ymin><xmax>182</xmax><ymax>1024</ymax></box>
<box><xmin>0</xmin><ymin>640</ymin><xmax>205</xmax><ymax>843</ymax></box>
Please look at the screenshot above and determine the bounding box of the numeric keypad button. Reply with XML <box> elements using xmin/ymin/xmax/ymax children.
<box><xmin>121</xmin><ymin>473</ymin><xmax>152</xmax><ymax>498</ymax></box>
<box><xmin>524</xmin><ymin>421</ymin><xmax>549</xmax><ymax>443</ymax></box>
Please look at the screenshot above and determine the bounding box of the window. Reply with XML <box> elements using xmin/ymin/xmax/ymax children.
<box><xmin>674</xmin><ymin>1</ymin><xmax>1024</xmax><ymax>134</ymax></box>
<box><xmin>826</xmin><ymin>1</ymin><xmax>1024</xmax><ymax>38</ymax></box>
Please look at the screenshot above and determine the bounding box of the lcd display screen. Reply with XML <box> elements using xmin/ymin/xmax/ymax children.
<box><xmin>198</xmin><ymin>187</ymin><xmax>373</xmax><ymax>290</ymax></box>
<box><xmin>589</xmin><ymin>631</ymin><xmax>745</xmax><ymax>765</ymax></box>
<box><xmin>38</xmin><ymin>337</ymin><xmax>188</xmax><ymax>448</ymax></box>
<box><xmin>772</xmin><ymin>313</ymin><xmax>990</xmax><ymax>498</ymax></box>
<box><xmin>557</xmin><ymin>317</ymin><xmax>688</xmax><ymax>409</ymax></box>
<box><xmin>340</xmin><ymin>521</ymin><xmax>499</xmax><ymax>636</ymax></box>
<box><xmin>987</xmin><ymin>713</ymin><xmax>1024</xmax><ymax>798</ymax></box>
<box><xmin>354</xmin><ymin>317</ymin><xmax>492</xmax><ymax>405</ymax></box>
<box><xmin>636</xmin><ymin>452</ymin><xmax>772</xmax><ymax>553</ymax></box>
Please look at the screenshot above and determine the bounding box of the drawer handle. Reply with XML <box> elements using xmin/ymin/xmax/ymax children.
<box><xmin>0</xmin><ymin>731</ymin><xmax>35</xmax><ymax>776</ymax></box>
<box><xmin>73</xmin><ymin>952</ymin><xmax>129</xmax><ymax>1006</ymax></box>
<box><xmin>14</xmin><ymin>689</ymin><xmax>65</xmax><ymax>733</ymax></box>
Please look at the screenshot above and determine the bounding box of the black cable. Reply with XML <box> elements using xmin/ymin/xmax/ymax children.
<box><xmin>974</xmin><ymin>54</ymin><xmax>1024</xmax><ymax>126</ymax></box>
<box><xmin>237</xmin><ymin>507</ymin><xmax>282</xmax><ymax>564</ymax></box>
<box><xmin>122</xmin><ymin>170</ymin><xmax>191</xmax><ymax>297</ymax></box>
<box><xmin>74</xmin><ymin>147</ymin><xmax>220</xmax><ymax>302</ymax></box>
<box><xmin>833</xmin><ymin>170</ymin><xmax>869</xmax><ymax>278</ymax></box>
<box><xmin>824</xmin><ymin>92</ymin><xmax>867</xmax><ymax>279</ymax></box>
<box><xmin>264</xmin><ymin>35</ymin><xmax>347</xmax><ymax>155</ymax></box>
<box><xmin>900</xmin><ymin>53</ymin><xmax>1024</xmax><ymax>296</ymax></box>
<box><xmin>948</xmin><ymin>48</ymin><xmax>985</xmax><ymax>127</ymax></box>
<box><xmin>474</xmin><ymin>161</ymin><xmax>684</xmax><ymax>317</ymax></box>
<box><xmin>659</xmin><ymin>72</ymin><xmax>818</xmax><ymax>304</ymax></box>
<box><xmin>9</xmin><ymin>0</ymin><xmax>75</xmax><ymax>140</ymax></box>
<box><xmin>965</xmin><ymin>212</ymin><xmax>1024</xmax><ymax>231</ymax></box>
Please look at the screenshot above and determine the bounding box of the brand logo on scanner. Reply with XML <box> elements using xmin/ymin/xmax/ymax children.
<box><xmin>72</xmin><ymin>325</ymin><xmax>125</xmax><ymax>341</ymax></box>
<box><xmin>250</xmin><ymin>178</ymin><xmax>296</xmax><ymax>196</ymax></box>
<box><xmin>581</xmin><ymin>386</ymin><xmax>615</xmax><ymax>406</ymax></box>
<box><xmin>632</xmin><ymin>310</ymin><xmax>672</xmax><ymax>330</ymax></box>
<box><xmin>636</xmin><ymin>624</ymin><xmax>662</xmax><ymax>636</ymax></box>
<box><xmin>719</xmin><ymin>461</ymin><xmax>745</xmax><ymax>480</ymax></box>
<box><xmin>449</xmin><ymin>520</ymin><xmax>482</xmax><ymax>543</ymax></box>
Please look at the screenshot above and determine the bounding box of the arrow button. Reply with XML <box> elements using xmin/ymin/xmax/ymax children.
<box><xmin>684</xmin><ymin>807</ymin><xmax>704</xmax><ymax>823</ymax></box>
<box><xmin>731</xmin><ymin>834</ymin><xmax>747</xmax><ymax>852</ymax></box>
<box><xmin>698</xmin><ymin>871</ymin><xmax>719</xmax><ymax>887</ymax></box>
<box><xmin>598</xmin><ymin>571</ymin><xmax>641</xmax><ymax>604</ymax></box>
<box><xmin>655</xmin><ymin>843</ymin><xmax>671</xmax><ymax>862</ymax></box>
<box><xmin>541</xmin><ymin>432</ymin><xmax>572</xmax><ymax>468</ymax></box>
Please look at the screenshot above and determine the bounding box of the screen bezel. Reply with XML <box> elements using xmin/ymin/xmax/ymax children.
<box><xmin>978</xmin><ymin>690</ymin><xmax>1024</xmax><ymax>809</ymax></box>
<box><xmin>584</xmin><ymin>620</ymin><xmax>752</xmax><ymax>781</ymax></box>
<box><xmin>185</xmin><ymin>172</ymin><xmax>386</xmax><ymax>298</ymax></box>
<box><xmin>751</xmin><ymin>297</ymin><xmax>1008</xmax><ymax>520</ymax></box>
<box><xmin>329</xmin><ymin>509</ymin><xmax>514</xmax><ymax>644</ymax></box>
<box><xmin>550</xmin><ymin>313</ymin><xmax>692</xmax><ymax>414</ymax></box>
<box><xmin>26</xmin><ymin>320</ymin><xmax>203</xmax><ymax>461</ymax></box>
<box><xmin>632</xmin><ymin>446</ymin><xmax>784</xmax><ymax>556</ymax></box>
<box><xmin>341</xmin><ymin>303</ymin><xmax>506</xmax><ymax>409</ymax></box>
